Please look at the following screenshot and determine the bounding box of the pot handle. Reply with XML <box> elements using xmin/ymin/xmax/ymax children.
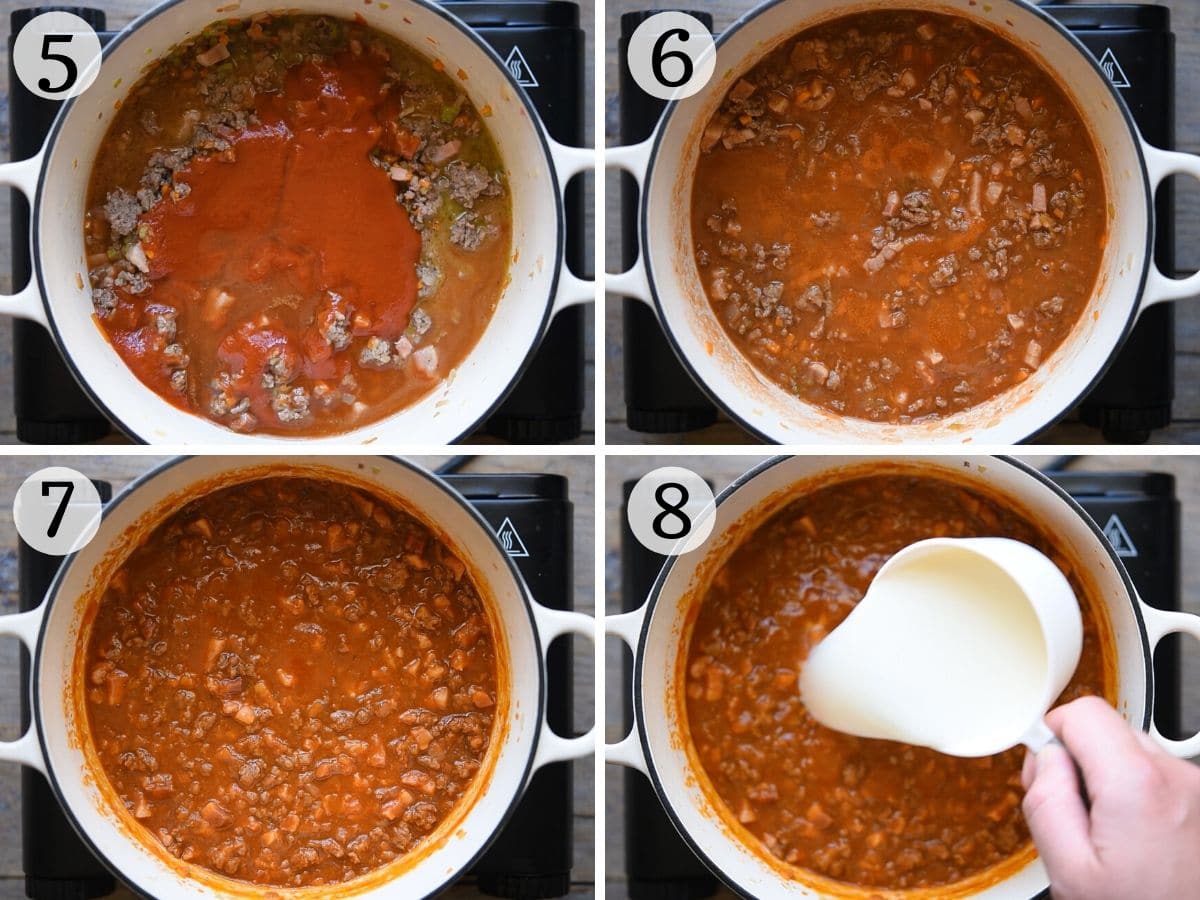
<box><xmin>546</xmin><ymin>138</ymin><xmax>597</xmax><ymax>315</ymax></box>
<box><xmin>605</xmin><ymin>140</ymin><xmax>656</xmax><ymax>310</ymax></box>
<box><xmin>604</xmin><ymin>606</ymin><xmax>650</xmax><ymax>775</ymax></box>
<box><xmin>529</xmin><ymin>604</ymin><xmax>596</xmax><ymax>769</ymax></box>
<box><xmin>0</xmin><ymin>606</ymin><xmax>48</xmax><ymax>775</ymax></box>
<box><xmin>1140</xmin><ymin>604</ymin><xmax>1200</xmax><ymax>758</ymax></box>
<box><xmin>1139</xmin><ymin>144</ymin><xmax>1200</xmax><ymax>310</ymax></box>
<box><xmin>0</xmin><ymin>155</ymin><xmax>49</xmax><ymax>328</ymax></box>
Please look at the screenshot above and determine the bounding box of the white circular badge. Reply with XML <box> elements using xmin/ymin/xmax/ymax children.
<box><xmin>13</xmin><ymin>466</ymin><xmax>103</xmax><ymax>556</ymax></box>
<box><xmin>13</xmin><ymin>12</ymin><xmax>103</xmax><ymax>101</ymax></box>
<box><xmin>627</xmin><ymin>466</ymin><xmax>717</xmax><ymax>557</ymax></box>
<box><xmin>627</xmin><ymin>12</ymin><xmax>716</xmax><ymax>101</ymax></box>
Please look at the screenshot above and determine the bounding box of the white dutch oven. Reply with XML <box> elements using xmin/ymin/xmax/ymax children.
<box><xmin>0</xmin><ymin>455</ymin><xmax>594</xmax><ymax>898</ymax></box>
<box><xmin>607</xmin><ymin>455</ymin><xmax>1200</xmax><ymax>898</ymax></box>
<box><xmin>608</xmin><ymin>0</ymin><xmax>1200</xmax><ymax>444</ymax></box>
<box><xmin>1</xmin><ymin>0</ymin><xmax>593</xmax><ymax>445</ymax></box>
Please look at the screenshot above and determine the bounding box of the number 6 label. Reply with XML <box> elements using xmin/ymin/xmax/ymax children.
<box><xmin>627</xmin><ymin>12</ymin><xmax>716</xmax><ymax>101</ymax></box>
<box><xmin>13</xmin><ymin>11</ymin><xmax>103</xmax><ymax>101</ymax></box>
<box><xmin>627</xmin><ymin>466</ymin><xmax>716</xmax><ymax>557</ymax></box>
<box><xmin>13</xmin><ymin>466</ymin><xmax>103</xmax><ymax>556</ymax></box>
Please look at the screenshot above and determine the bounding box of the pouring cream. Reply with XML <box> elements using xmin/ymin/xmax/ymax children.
<box><xmin>799</xmin><ymin>537</ymin><xmax>1083</xmax><ymax>757</ymax></box>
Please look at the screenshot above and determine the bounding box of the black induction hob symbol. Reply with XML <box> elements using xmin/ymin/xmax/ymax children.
<box><xmin>1103</xmin><ymin>513</ymin><xmax>1139</xmax><ymax>558</ymax></box>
<box><xmin>504</xmin><ymin>44</ymin><xmax>539</xmax><ymax>88</ymax></box>
<box><xmin>497</xmin><ymin>516</ymin><xmax>531</xmax><ymax>557</ymax></box>
<box><xmin>1099</xmin><ymin>47</ymin><xmax>1132</xmax><ymax>89</ymax></box>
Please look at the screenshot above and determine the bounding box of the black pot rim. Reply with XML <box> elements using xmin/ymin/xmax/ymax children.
<box><xmin>637</xmin><ymin>0</ymin><xmax>1155</xmax><ymax>446</ymax></box>
<box><xmin>29</xmin><ymin>453</ymin><xmax>548</xmax><ymax>899</ymax></box>
<box><xmin>29</xmin><ymin>0</ymin><xmax>565</xmax><ymax>445</ymax></box>
<box><xmin>629</xmin><ymin>454</ymin><xmax>1151</xmax><ymax>899</ymax></box>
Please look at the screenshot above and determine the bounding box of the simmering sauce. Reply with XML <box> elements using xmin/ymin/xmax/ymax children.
<box><xmin>86</xmin><ymin>16</ymin><xmax>511</xmax><ymax>435</ymax></box>
<box><xmin>82</xmin><ymin>477</ymin><xmax>500</xmax><ymax>887</ymax></box>
<box><xmin>683</xmin><ymin>472</ymin><xmax>1113</xmax><ymax>891</ymax></box>
<box><xmin>691</xmin><ymin>12</ymin><xmax>1107</xmax><ymax>423</ymax></box>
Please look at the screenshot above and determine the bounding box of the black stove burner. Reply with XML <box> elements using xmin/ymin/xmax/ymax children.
<box><xmin>7</xmin><ymin>2</ymin><xmax>587</xmax><ymax>444</ymax></box>
<box><xmin>619</xmin><ymin>464</ymin><xmax>1183</xmax><ymax>898</ymax></box>
<box><xmin>18</xmin><ymin>468</ymin><xmax>577</xmax><ymax>899</ymax></box>
<box><xmin>619</xmin><ymin>4</ymin><xmax>1177</xmax><ymax>443</ymax></box>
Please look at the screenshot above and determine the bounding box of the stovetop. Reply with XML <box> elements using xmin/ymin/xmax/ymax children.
<box><xmin>18</xmin><ymin>466</ymin><xmax>578</xmax><ymax>899</ymax></box>
<box><xmin>618</xmin><ymin>463</ymin><xmax>1183</xmax><ymax>898</ymax></box>
<box><xmin>618</xmin><ymin>4</ymin><xmax>1177</xmax><ymax>443</ymax></box>
<box><xmin>7</xmin><ymin>1</ymin><xmax>588</xmax><ymax>445</ymax></box>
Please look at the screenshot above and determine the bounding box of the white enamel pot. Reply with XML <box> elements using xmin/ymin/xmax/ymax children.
<box><xmin>1</xmin><ymin>0</ymin><xmax>593</xmax><ymax>445</ymax></box>
<box><xmin>0</xmin><ymin>456</ymin><xmax>595</xmax><ymax>898</ymax></box>
<box><xmin>608</xmin><ymin>0</ymin><xmax>1200</xmax><ymax>444</ymax></box>
<box><xmin>607</xmin><ymin>455</ymin><xmax>1200</xmax><ymax>899</ymax></box>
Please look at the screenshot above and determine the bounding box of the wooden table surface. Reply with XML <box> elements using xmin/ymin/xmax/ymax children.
<box><xmin>0</xmin><ymin>0</ymin><xmax>596</xmax><ymax>445</ymax></box>
<box><xmin>0</xmin><ymin>453</ymin><xmax>596</xmax><ymax>899</ymax></box>
<box><xmin>603</xmin><ymin>0</ymin><xmax>1200</xmax><ymax>445</ymax></box>
<box><xmin>604</xmin><ymin>453</ymin><xmax>1200</xmax><ymax>898</ymax></box>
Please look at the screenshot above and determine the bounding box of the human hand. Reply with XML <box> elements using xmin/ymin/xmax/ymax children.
<box><xmin>1021</xmin><ymin>696</ymin><xmax>1200</xmax><ymax>900</ymax></box>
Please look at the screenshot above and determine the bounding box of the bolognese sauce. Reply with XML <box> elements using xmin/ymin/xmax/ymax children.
<box><xmin>682</xmin><ymin>472</ymin><xmax>1113</xmax><ymax>891</ymax></box>
<box><xmin>692</xmin><ymin>12</ymin><xmax>1106</xmax><ymax>424</ymax></box>
<box><xmin>82</xmin><ymin>477</ymin><xmax>499</xmax><ymax>887</ymax></box>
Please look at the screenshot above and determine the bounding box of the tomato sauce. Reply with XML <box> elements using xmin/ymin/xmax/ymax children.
<box><xmin>86</xmin><ymin>15</ymin><xmax>510</xmax><ymax>436</ymax></box>
<box><xmin>124</xmin><ymin>56</ymin><xmax>422</xmax><ymax>427</ymax></box>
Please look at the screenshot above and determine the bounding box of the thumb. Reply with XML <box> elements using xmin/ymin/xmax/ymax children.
<box><xmin>1022</xmin><ymin>744</ymin><xmax>1095</xmax><ymax>885</ymax></box>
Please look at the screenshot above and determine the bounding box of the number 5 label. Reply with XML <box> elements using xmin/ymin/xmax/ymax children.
<box><xmin>13</xmin><ymin>466</ymin><xmax>103</xmax><ymax>556</ymax></box>
<box><xmin>627</xmin><ymin>466</ymin><xmax>716</xmax><ymax>557</ymax></box>
<box><xmin>13</xmin><ymin>11</ymin><xmax>103</xmax><ymax>101</ymax></box>
<box><xmin>627</xmin><ymin>12</ymin><xmax>716</xmax><ymax>101</ymax></box>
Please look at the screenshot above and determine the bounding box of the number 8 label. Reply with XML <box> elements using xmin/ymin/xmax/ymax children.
<box><xmin>627</xmin><ymin>12</ymin><xmax>716</xmax><ymax>101</ymax></box>
<box><xmin>13</xmin><ymin>12</ymin><xmax>103</xmax><ymax>101</ymax></box>
<box><xmin>628</xmin><ymin>467</ymin><xmax>716</xmax><ymax>557</ymax></box>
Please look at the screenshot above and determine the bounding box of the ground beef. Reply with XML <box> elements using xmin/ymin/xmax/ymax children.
<box><xmin>416</xmin><ymin>262</ymin><xmax>441</xmax><ymax>298</ymax></box>
<box><xmin>266</xmin><ymin>346</ymin><xmax>297</xmax><ymax>383</ymax></box>
<box><xmin>1039</xmin><ymin>295</ymin><xmax>1065</xmax><ymax>317</ymax></box>
<box><xmin>407</xmin><ymin>189</ymin><xmax>443</xmax><ymax>226</ymax></box>
<box><xmin>319</xmin><ymin>294</ymin><xmax>352</xmax><ymax>350</ymax></box>
<box><xmin>103</xmin><ymin>190</ymin><xmax>142</xmax><ymax>237</ymax></box>
<box><xmin>116</xmin><ymin>271</ymin><xmax>150</xmax><ymax>294</ymax></box>
<box><xmin>441</xmin><ymin>161</ymin><xmax>501</xmax><ymax>209</ymax></box>
<box><xmin>163</xmin><ymin>343</ymin><xmax>189</xmax><ymax>366</ymax></box>
<box><xmin>450</xmin><ymin>213</ymin><xmax>497</xmax><ymax>251</ymax></box>
<box><xmin>409</xmin><ymin>308</ymin><xmax>432</xmax><ymax>338</ymax></box>
<box><xmin>137</xmin><ymin>149</ymin><xmax>195</xmax><ymax>211</ymax></box>
<box><xmin>898</xmin><ymin>190</ymin><xmax>938</xmax><ymax>228</ymax></box>
<box><xmin>152</xmin><ymin>309</ymin><xmax>177</xmax><ymax>339</ymax></box>
<box><xmin>271</xmin><ymin>386</ymin><xmax>310</xmax><ymax>422</ymax></box>
<box><xmin>796</xmin><ymin>280</ymin><xmax>833</xmax><ymax>316</ymax></box>
<box><xmin>229</xmin><ymin>411</ymin><xmax>257</xmax><ymax>432</ymax></box>
<box><xmin>358</xmin><ymin>336</ymin><xmax>393</xmax><ymax>367</ymax></box>
<box><xmin>208</xmin><ymin>376</ymin><xmax>237</xmax><ymax>417</ymax></box>
<box><xmin>92</xmin><ymin>287</ymin><xmax>117</xmax><ymax>318</ymax></box>
<box><xmin>928</xmin><ymin>253</ymin><xmax>958</xmax><ymax>290</ymax></box>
